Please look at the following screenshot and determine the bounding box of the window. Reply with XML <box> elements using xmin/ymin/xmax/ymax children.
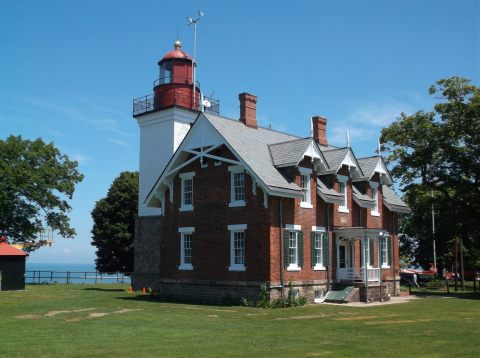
<box><xmin>337</xmin><ymin>175</ymin><xmax>349</xmax><ymax>213</ymax></box>
<box><xmin>284</xmin><ymin>224</ymin><xmax>303</xmax><ymax>271</ymax></box>
<box><xmin>228</xmin><ymin>224</ymin><xmax>247</xmax><ymax>271</ymax></box>
<box><xmin>178</xmin><ymin>227</ymin><xmax>195</xmax><ymax>270</ymax></box>
<box><xmin>381</xmin><ymin>236</ymin><xmax>391</xmax><ymax>268</ymax></box>
<box><xmin>228</xmin><ymin>166</ymin><xmax>246</xmax><ymax>207</ymax></box>
<box><xmin>180</xmin><ymin>172</ymin><xmax>195</xmax><ymax>211</ymax></box>
<box><xmin>311</xmin><ymin>227</ymin><xmax>328</xmax><ymax>270</ymax></box>
<box><xmin>299</xmin><ymin>167</ymin><xmax>313</xmax><ymax>208</ymax></box>
<box><xmin>364</xmin><ymin>238</ymin><xmax>374</xmax><ymax>268</ymax></box>
<box><xmin>370</xmin><ymin>181</ymin><xmax>380</xmax><ymax>216</ymax></box>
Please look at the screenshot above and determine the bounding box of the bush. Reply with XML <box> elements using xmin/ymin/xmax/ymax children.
<box><xmin>241</xmin><ymin>282</ymin><xmax>309</xmax><ymax>309</ymax></box>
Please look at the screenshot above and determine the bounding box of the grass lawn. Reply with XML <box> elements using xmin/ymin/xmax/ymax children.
<box><xmin>1</xmin><ymin>285</ymin><xmax>479</xmax><ymax>358</ymax></box>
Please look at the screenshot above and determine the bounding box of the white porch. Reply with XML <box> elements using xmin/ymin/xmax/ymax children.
<box><xmin>333</xmin><ymin>228</ymin><xmax>389</xmax><ymax>284</ymax></box>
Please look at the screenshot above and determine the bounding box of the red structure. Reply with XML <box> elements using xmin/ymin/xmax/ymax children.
<box><xmin>153</xmin><ymin>40</ymin><xmax>200</xmax><ymax>111</ymax></box>
<box><xmin>0</xmin><ymin>236</ymin><xmax>28</xmax><ymax>291</ymax></box>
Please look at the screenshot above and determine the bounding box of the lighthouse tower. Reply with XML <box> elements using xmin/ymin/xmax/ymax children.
<box><xmin>133</xmin><ymin>41</ymin><xmax>201</xmax><ymax>217</ymax></box>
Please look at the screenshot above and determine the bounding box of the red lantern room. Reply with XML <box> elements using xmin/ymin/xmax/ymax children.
<box><xmin>153</xmin><ymin>40</ymin><xmax>200</xmax><ymax>111</ymax></box>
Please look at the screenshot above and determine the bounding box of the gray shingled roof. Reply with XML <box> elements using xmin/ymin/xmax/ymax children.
<box><xmin>357</xmin><ymin>156</ymin><xmax>379</xmax><ymax>178</ymax></box>
<box><xmin>316</xmin><ymin>178</ymin><xmax>343</xmax><ymax>204</ymax></box>
<box><xmin>322</xmin><ymin>148</ymin><xmax>349</xmax><ymax>172</ymax></box>
<box><xmin>352</xmin><ymin>185</ymin><xmax>375</xmax><ymax>208</ymax></box>
<box><xmin>382</xmin><ymin>185</ymin><xmax>411</xmax><ymax>213</ymax></box>
<box><xmin>269</xmin><ymin>138</ymin><xmax>312</xmax><ymax>167</ymax></box>
<box><xmin>204</xmin><ymin>113</ymin><xmax>302</xmax><ymax>195</ymax></box>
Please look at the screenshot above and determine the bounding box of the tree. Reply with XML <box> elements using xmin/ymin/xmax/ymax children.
<box><xmin>381</xmin><ymin>77</ymin><xmax>480</xmax><ymax>271</ymax></box>
<box><xmin>91</xmin><ymin>171</ymin><xmax>138</xmax><ymax>273</ymax></box>
<box><xmin>0</xmin><ymin>135</ymin><xmax>84</xmax><ymax>251</ymax></box>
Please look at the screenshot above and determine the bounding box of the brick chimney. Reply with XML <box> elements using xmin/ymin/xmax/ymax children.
<box><xmin>312</xmin><ymin>116</ymin><xmax>328</xmax><ymax>146</ymax></box>
<box><xmin>239</xmin><ymin>92</ymin><xmax>257</xmax><ymax>128</ymax></box>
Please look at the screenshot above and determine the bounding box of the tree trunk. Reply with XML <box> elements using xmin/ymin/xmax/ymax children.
<box><xmin>460</xmin><ymin>238</ymin><xmax>465</xmax><ymax>291</ymax></box>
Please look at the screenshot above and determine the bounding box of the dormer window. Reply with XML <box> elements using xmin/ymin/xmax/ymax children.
<box><xmin>370</xmin><ymin>181</ymin><xmax>380</xmax><ymax>216</ymax></box>
<box><xmin>337</xmin><ymin>174</ymin><xmax>349</xmax><ymax>213</ymax></box>
<box><xmin>299</xmin><ymin>167</ymin><xmax>313</xmax><ymax>209</ymax></box>
<box><xmin>229</xmin><ymin>165</ymin><xmax>246</xmax><ymax>207</ymax></box>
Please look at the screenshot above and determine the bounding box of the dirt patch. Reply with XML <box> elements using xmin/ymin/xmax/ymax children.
<box><xmin>335</xmin><ymin>315</ymin><xmax>378</xmax><ymax>321</ymax></box>
<box><xmin>306</xmin><ymin>352</ymin><xmax>333</xmax><ymax>357</ymax></box>
<box><xmin>365</xmin><ymin>318</ymin><xmax>433</xmax><ymax>325</ymax></box>
<box><xmin>45</xmin><ymin>308</ymin><xmax>96</xmax><ymax>317</ymax></box>
<box><xmin>112</xmin><ymin>308</ymin><xmax>141</xmax><ymax>314</ymax></box>
<box><xmin>89</xmin><ymin>312</ymin><xmax>110</xmax><ymax>318</ymax></box>
<box><xmin>206</xmin><ymin>314</ymin><xmax>218</xmax><ymax>318</ymax></box>
<box><xmin>15</xmin><ymin>314</ymin><xmax>41</xmax><ymax>320</ymax></box>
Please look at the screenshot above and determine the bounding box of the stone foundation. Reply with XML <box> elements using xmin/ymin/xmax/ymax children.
<box><xmin>132</xmin><ymin>216</ymin><xmax>162</xmax><ymax>291</ymax></box>
<box><xmin>268</xmin><ymin>280</ymin><xmax>329</xmax><ymax>302</ymax></box>
<box><xmin>135</xmin><ymin>277</ymin><xmax>265</xmax><ymax>305</ymax></box>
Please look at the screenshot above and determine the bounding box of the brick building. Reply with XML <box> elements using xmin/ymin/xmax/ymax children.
<box><xmin>132</xmin><ymin>42</ymin><xmax>410</xmax><ymax>303</ymax></box>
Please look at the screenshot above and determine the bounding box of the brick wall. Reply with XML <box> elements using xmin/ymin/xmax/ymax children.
<box><xmin>160</xmin><ymin>146</ymin><xmax>270</xmax><ymax>283</ymax></box>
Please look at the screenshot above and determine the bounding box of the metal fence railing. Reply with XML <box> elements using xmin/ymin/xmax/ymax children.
<box><xmin>25</xmin><ymin>270</ymin><xmax>132</xmax><ymax>285</ymax></box>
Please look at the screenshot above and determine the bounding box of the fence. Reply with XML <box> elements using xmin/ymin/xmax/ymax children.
<box><xmin>25</xmin><ymin>270</ymin><xmax>132</xmax><ymax>285</ymax></box>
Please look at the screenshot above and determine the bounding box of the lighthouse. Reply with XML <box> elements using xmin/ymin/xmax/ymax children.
<box><xmin>133</xmin><ymin>41</ymin><xmax>217</xmax><ymax>218</ymax></box>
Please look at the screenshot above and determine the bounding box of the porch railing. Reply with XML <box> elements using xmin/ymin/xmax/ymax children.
<box><xmin>337</xmin><ymin>268</ymin><xmax>380</xmax><ymax>282</ymax></box>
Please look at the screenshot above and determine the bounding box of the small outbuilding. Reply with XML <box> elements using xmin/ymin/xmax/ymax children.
<box><xmin>0</xmin><ymin>236</ymin><xmax>28</xmax><ymax>291</ymax></box>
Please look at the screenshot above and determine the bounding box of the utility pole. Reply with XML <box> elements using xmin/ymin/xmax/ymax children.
<box><xmin>431</xmin><ymin>190</ymin><xmax>437</xmax><ymax>276</ymax></box>
<box><xmin>454</xmin><ymin>238</ymin><xmax>458</xmax><ymax>292</ymax></box>
<box><xmin>460</xmin><ymin>238</ymin><xmax>465</xmax><ymax>291</ymax></box>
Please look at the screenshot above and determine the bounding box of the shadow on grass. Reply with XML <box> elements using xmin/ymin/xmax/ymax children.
<box><xmin>83</xmin><ymin>288</ymin><xmax>126</xmax><ymax>292</ymax></box>
<box><xmin>411</xmin><ymin>288</ymin><xmax>480</xmax><ymax>300</ymax></box>
<box><xmin>116</xmin><ymin>294</ymin><xmax>240</xmax><ymax>307</ymax></box>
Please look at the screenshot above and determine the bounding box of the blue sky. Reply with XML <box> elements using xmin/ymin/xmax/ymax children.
<box><xmin>1</xmin><ymin>1</ymin><xmax>479</xmax><ymax>264</ymax></box>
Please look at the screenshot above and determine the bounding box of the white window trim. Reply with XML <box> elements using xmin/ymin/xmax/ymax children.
<box><xmin>365</xmin><ymin>237</ymin><xmax>373</xmax><ymax>269</ymax></box>
<box><xmin>179</xmin><ymin>171</ymin><xmax>195</xmax><ymax>212</ymax></box>
<box><xmin>228</xmin><ymin>224</ymin><xmax>247</xmax><ymax>271</ymax></box>
<box><xmin>286</xmin><ymin>227</ymin><xmax>301</xmax><ymax>271</ymax></box>
<box><xmin>312</xmin><ymin>227</ymin><xmax>326</xmax><ymax>271</ymax></box>
<box><xmin>369</xmin><ymin>181</ymin><xmax>380</xmax><ymax>217</ymax></box>
<box><xmin>337</xmin><ymin>174</ymin><xmax>349</xmax><ymax>213</ymax></box>
<box><xmin>299</xmin><ymin>167</ymin><xmax>313</xmax><ymax>209</ymax></box>
<box><xmin>381</xmin><ymin>236</ymin><xmax>391</xmax><ymax>268</ymax></box>
<box><xmin>228</xmin><ymin>165</ymin><xmax>246</xmax><ymax>207</ymax></box>
<box><xmin>178</xmin><ymin>227</ymin><xmax>195</xmax><ymax>270</ymax></box>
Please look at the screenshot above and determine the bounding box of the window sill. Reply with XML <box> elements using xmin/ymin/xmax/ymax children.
<box><xmin>229</xmin><ymin>200</ymin><xmax>246</xmax><ymax>208</ymax></box>
<box><xmin>228</xmin><ymin>265</ymin><xmax>246</xmax><ymax>271</ymax></box>
<box><xmin>300</xmin><ymin>202</ymin><xmax>313</xmax><ymax>209</ymax></box>
<box><xmin>178</xmin><ymin>264</ymin><xmax>193</xmax><ymax>270</ymax></box>
<box><xmin>286</xmin><ymin>264</ymin><xmax>301</xmax><ymax>272</ymax></box>
<box><xmin>371</xmin><ymin>211</ymin><xmax>380</xmax><ymax>217</ymax></box>
<box><xmin>381</xmin><ymin>264</ymin><xmax>391</xmax><ymax>269</ymax></box>
<box><xmin>313</xmin><ymin>265</ymin><xmax>326</xmax><ymax>271</ymax></box>
<box><xmin>179</xmin><ymin>205</ymin><xmax>194</xmax><ymax>212</ymax></box>
<box><xmin>338</xmin><ymin>207</ymin><xmax>350</xmax><ymax>213</ymax></box>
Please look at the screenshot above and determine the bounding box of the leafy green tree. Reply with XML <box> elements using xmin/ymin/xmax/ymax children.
<box><xmin>381</xmin><ymin>77</ymin><xmax>480</xmax><ymax>271</ymax></box>
<box><xmin>91</xmin><ymin>171</ymin><xmax>138</xmax><ymax>273</ymax></box>
<box><xmin>0</xmin><ymin>135</ymin><xmax>84</xmax><ymax>251</ymax></box>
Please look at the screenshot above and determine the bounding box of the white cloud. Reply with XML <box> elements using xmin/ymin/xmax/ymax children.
<box><xmin>108</xmin><ymin>138</ymin><xmax>129</xmax><ymax>147</ymax></box>
<box><xmin>72</xmin><ymin>152</ymin><xmax>89</xmax><ymax>164</ymax></box>
<box><xmin>346</xmin><ymin>101</ymin><xmax>414</xmax><ymax>127</ymax></box>
<box><xmin>62</xmin><ymin>248</ymin><xmax>71</xmax><ymax>254</ymax></box>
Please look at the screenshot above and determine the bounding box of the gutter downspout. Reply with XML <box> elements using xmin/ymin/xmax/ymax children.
<box><xmin>326</xmin><ymin>203</ymin><xmax>331</xmax><ymax>293</ymax></box>
<box><xmin>279</xmin><ymin>197</ymin><xmax>284</xmax><ymax>299</ymax></box>
<box><xmin>392</xmin><ymin>212</ymin><xmax>397</xmax><ymax>296</ymax></box>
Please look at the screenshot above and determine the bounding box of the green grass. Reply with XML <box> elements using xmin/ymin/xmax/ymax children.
<box><xmin>1</xmin><ymin>284</ymin><xmax>479</xmax><ymax>358</ymax></box>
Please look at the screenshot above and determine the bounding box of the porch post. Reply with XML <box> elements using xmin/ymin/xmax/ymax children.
<box><xmin>336</xmin><ymin>236</ymin><xmax>339</xmax><ymax>281</ymax></box>
<box><xmin>363</xmin><ymin>234</ymin><xmax>368</xmax><ymax>303</ymax></box>
<box><xmin>378</xmin><ymin>235</ymin><xmax>383</xmax><ymax>302</ymax></box>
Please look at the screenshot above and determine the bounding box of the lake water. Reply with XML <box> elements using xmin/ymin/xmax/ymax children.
<box><xmin>25</xmin><ymin>262</ymin><xmax>131</xmax><ymax>284</ymax></box>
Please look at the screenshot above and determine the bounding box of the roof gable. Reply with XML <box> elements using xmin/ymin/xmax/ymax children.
<box><xmin>269</xmin><ymin>138</ymin><xmax>328</xmax><ymax>169</ymax></box>
<box><xmin>321</xmin><ymin>147</ymin><xmax>364</xmax><ymax>178</ymax></box>
<box><xmin>357</xmin><ymin>156</ymin><xmax>393</xmax><ymax>185</ymax></box>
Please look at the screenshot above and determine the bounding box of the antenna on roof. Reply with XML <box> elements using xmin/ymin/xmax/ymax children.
<box><xmin>187</xmin><ymin>10</ymin><xmax>204</xmax><ymax>110</ymax></box>
<box><xmin>346</xmin><ymin>128</ymin><xmax>350</xmax><ymax>147</ymax></box>
<box><xmin>376</xmin><ymin>137</ymin><xmax>381</xmax><ymax>155</ymax></box>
